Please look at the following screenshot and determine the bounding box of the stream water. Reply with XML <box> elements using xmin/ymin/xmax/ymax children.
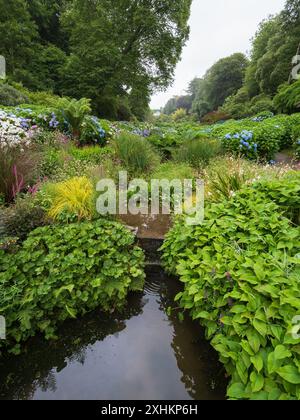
<box><xmin>0</xmin><ymin>267</ymin><xmax>227</xmax><ymax>400</ymax></box>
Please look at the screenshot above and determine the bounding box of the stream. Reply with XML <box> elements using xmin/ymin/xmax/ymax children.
<box><xmin>0</xmin><ymin>267</ymin><xmax>227</xmax><ymax>400</ymax></box>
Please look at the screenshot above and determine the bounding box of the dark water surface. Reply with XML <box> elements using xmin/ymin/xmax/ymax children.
<box><xmin>0</xmin><ymin>267</ymin><xmax>227</xmax><ymax>400</ymax></box>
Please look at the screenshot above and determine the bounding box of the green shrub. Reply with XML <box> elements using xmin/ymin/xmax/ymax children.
<box><xmin>251</xmin><ymin>173</ymin><xmax>300</xmax><ymax>225</ymax></box>
<box><xmin>172</xmin><ymin>108</ymin><xmax>187</xmax><ymax>122</ymax></box>
<box><xmin>0</xmin><ymin>84</ymin><xmax>28</xmax><ymax>106</ymax></box>
<box><xmin>5</xmin><ymin>82</ymin><xmax>63</xmax><ymax>107</ymax></box>
<box><xmin>69</xmin><ymin>146</ymin><xmax>113</xmax><ymax>165</ymax></box>
<box><xmin>114</xmin><ymin>132</ymin><xmax>160</xmax><ymax>176</ymax></box>
<box><xmin>38</xmin><ymin>147</ymin><xmax>64</xmax><ymax>178</ymax></box>
<box><xmin>252</xmin><ymin>111</ymin><xmax>274</xmax><ymax>122</ymax></box>
<box><xmin>27</xmin><ymin>90</ymin><xmax>63</xmax><ymax>107</ymax></box>
<box><xmin>292</xmin><ymin>124</ymin><xmax>300</xmax><ymax>160</ymax></box>
<box><xmin>274</xmin><ymin>81</ymin><xmax>300</xmax><ymax>114</ymax></box>
<box><xmin>161</xmin><ymin>174</ymin><xmax>300</xmax><ymax>400</ymax></box>
<box><xmin>252</xmin><ymin>122</ymin><xmax>285</xmax><ymax>159</ymax></box>
<box><xmin>174</xmin><ymin>138</ymin><xmax>222</xmax><ymax>169</ymax></box>
<box><xmin>250</xmin><ymin>97</ymin><xmax>275</xmax><ymax>116</ymax></box>
<box><xmin>79</xmin><ymin>116</ymin><xmax>107</xmax><ymax>146</ymax></box>
<box><xmin>46</xmin><ymin>158</ymin><xmax>93</xmax><ymax>182</ymax></box>
<box><xmin>220</xmin><ymin>116</ymin><xmax>293</xmax><ymax>161</ymax></box>
<box><xmin>33</xmin><ymin>130</ymin><xmax>69</xmax><ymax>147</ymax></box>
<box><xmin>0</xmin><ymin>196</ymin><xmax>47</xmax><ymax>241</ymax></box>
<box><xmin>0</xmin><ymin>219</ymin><xmax>145</xmax><ymax>355</ymax></box>
<box><xmin>148</xmin><ymin>130</ymin><xmax>181</xmax><ymax>159</ymax></box>
<box><xmin>152</xmin><ymin>162</ymin><xmax>195</xmax><ymax>181</ymax></box>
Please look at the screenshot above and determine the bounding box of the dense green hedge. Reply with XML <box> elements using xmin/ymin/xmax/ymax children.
<box><xmin>292</xmin><ymin>124</ymin><xmax>300</xmax><ymax>160</ymax></box>
<box><xmin>161</xmin><ymin>173</ymin><xmax>300</xmax><ymax>400</ymax></box>
<box><xmin>0</xmin><ymin>219</ymin><xmax>145</xmax><ymax>355</ymax></box>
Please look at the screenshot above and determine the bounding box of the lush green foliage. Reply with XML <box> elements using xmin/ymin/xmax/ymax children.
<box><xmin>148</xmin><ymin>129</ymin><xmax>182</xmax><ymax>159</ymax></box>
<box><xmin>244</xmin><ymin>2</ymin><xmax>300</xmax><ymax>98</ymax></box>
<box><xmin>274</xmin><ymin>81</ymin><xmax>300</xmax><ymax>114</ymax></box>
<box><xmin>0</xmin><ymin>219</ymin><xmax>145</xmax><ymax>355</ymax></box>
<box><xmin>221</xmin><ymin>91</ymin><xmax>275</xmax><ymax>120</ymax></box>
<box><xmin>293</xmin><ymin>124</ymin><xmax>300</xmax><ymax>159</ymax></box>
<box><xmin>0</xmin><ymin>83</ymin><xmax>29</xmax><ymax>106</ymax></box>
<box><xmin>0</xmin><ymin>196</ymin><xmax>47</xmax><ymax>241</ymax></box>
<box><xmin>251</xmin><ymin>174</ymin><xmax>300</xmax><ymax>225</ymax></box>
<box><xmin>161</xmin><ymin>173</ymin><xmax>300</xmax><ymax>400</ymax></box>
<box><xmin>79</xmin><ymin>116</ymin><xmax>107</xmax><ymax>146</ymax></box>
<box><xmin>58</xmin><ymin>97</ymin><xmax>91</xmax><ymax>139</ymax></box>
<box><xmin>213</xmin><ymin>114</ymin><xmax>300</xmax><ymax>160</ymax></box>
<box><xmin>161</xmin><ymin>1</ymin><xmax>300</xmax><ymax>121</ymax></box>
<box><xmin>172</xmin><ymin>108</ymin><xmax>188</xmax><ymax>122</ymax></box>
<box><xmin>174</xmin><ymin>138</ymin><xmax>222</xmax><ymax>168</ymax></box>
<box><xmin>164</xmin><ymin>54</ymin><xmax>248</xmax><ymax>119</ymax></box>
<box><xmin>69</xmin><ymin>145</ymin><xmax>113</xmax><ymax>165</ymax></box>
<box><xmin>114</xmin><ymin>132</ymin><xmax>160</xmax><ymax>176</ymax></box>
<box><xmin>152</xmin><ymin>162</ymin><xmax>194</xmax><ymax>181</ymax></box>
<box><xmin>0</xmin><ymin>0</ymin><xmax>192</xmax><ymax>120</ymax></box>
<box><xmin>38</xmin><ymin>146</ymin><xmax>65</xmax><ymax>178</ymax></box>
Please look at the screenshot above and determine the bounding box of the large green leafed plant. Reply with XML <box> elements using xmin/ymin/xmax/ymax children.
<box><xmin>161</xmin><ymin>173</ymin><xmax>300</xmax><ymax>400</ymax></box>
<box><xmin>0</xmin><ymin>219</ymin><xmax>145</xmax><ymax>355</ymax></box>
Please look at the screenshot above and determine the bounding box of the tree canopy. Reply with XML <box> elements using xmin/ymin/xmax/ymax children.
<box><xmin>163</xmin><ymin>0</ymin><xmax>300</xmax><ymax>120</ymax></box>
<box><xmin>0</xmin><ymin>0</ymin><xmax>192</xmax><ymax>119</ymax></box>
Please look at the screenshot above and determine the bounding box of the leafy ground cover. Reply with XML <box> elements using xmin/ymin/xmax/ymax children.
<box><xmin>0</xmin><ymin>219</ymin><xmax>145</xmax><ymax>355</ymax></box>
<box><xmin>161</xmin><ymin>172</ymin><xmax>300</xmax><ymax>400</ymax></box>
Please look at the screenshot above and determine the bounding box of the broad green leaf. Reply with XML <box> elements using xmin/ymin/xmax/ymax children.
<box><xmin>251</xmin><ymin>353</ymin><xmax>264</xmax><ymax>373</ymax></box>
<box><xmin>248</xmin><ymin>330</ymin><xmax>261</xmax><ymax>354</ymax></box>
<box><xmin>274</xmin><ymin>345</ymin><xmax>292</xmax><ymax>360</ymax></box>
<box><xmin>253</xmin><ymin>319</ymin><xmax>267</xmax><ymax>337</ymax></box>
<box><xmin>253</xmin><ymin>263</ymin><xmax>266</xmax><ymax>281</ymax></box>
<box><xmin>277</xmin><ymin>365</ymin><xmax>300</xmax><ymax>384</ymax></box>
<box><xmin>174</xmin><ymin>292</ymin><xmax>183</xmax><ymax>302</ymax></box>
<box><xmin>250</xmin><ymin>371</ymin><xmax>264</xmax><ymax>392</ymax></box>
<box><xmin>236</xmin><ymin>360</ymin><xmax>248</xmax><ymax>385</ymax></box>
<box><xmin>227</xmin><ymin>383</ymin><xmax>246</xmax><ymax>399</ymax></box>
<box><xmin>267</xmin><ymin>351</ymin><xmax>281</xmax><ymax>374</ymax></box>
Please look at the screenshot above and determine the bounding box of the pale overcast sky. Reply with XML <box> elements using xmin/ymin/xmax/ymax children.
<box><xmin>150</xmin><ymin>0</ymin><xmax>286</xmax><ymax>109</ymax></box>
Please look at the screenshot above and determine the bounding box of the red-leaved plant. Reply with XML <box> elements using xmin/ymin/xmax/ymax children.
<box><xmin>0</xmin><ymin>145</ymin><xmax>41</xmax><ymax>203</ymax></box>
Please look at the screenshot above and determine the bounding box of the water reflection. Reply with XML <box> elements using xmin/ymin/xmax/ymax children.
<box><xmin>0</xmin><ymin>268</ymin><xmax>227</xmax><ymax>400</ymax></box>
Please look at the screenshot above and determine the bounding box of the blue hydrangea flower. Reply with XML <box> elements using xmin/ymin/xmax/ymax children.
<box><xmin>20</xmin><ymin>118</ymin><xmax>30</xmax><ymax>129</ymax></box>
<box><xmin>98</xmin><ymin>128</ymin><xmax>106</xmax><ymax>138</ymax></box>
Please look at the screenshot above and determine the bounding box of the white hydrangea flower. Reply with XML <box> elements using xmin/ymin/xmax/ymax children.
<box><xmin>0</xmin><ymin>110</ymin><xmax>31</xmax><ymax>151</ymax></box>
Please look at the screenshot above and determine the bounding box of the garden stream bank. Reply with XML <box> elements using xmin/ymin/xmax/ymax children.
<box><xmin>0</xmin><ymin>214</ymin><xmax>227</xmax><ymax>400</ymax></box>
